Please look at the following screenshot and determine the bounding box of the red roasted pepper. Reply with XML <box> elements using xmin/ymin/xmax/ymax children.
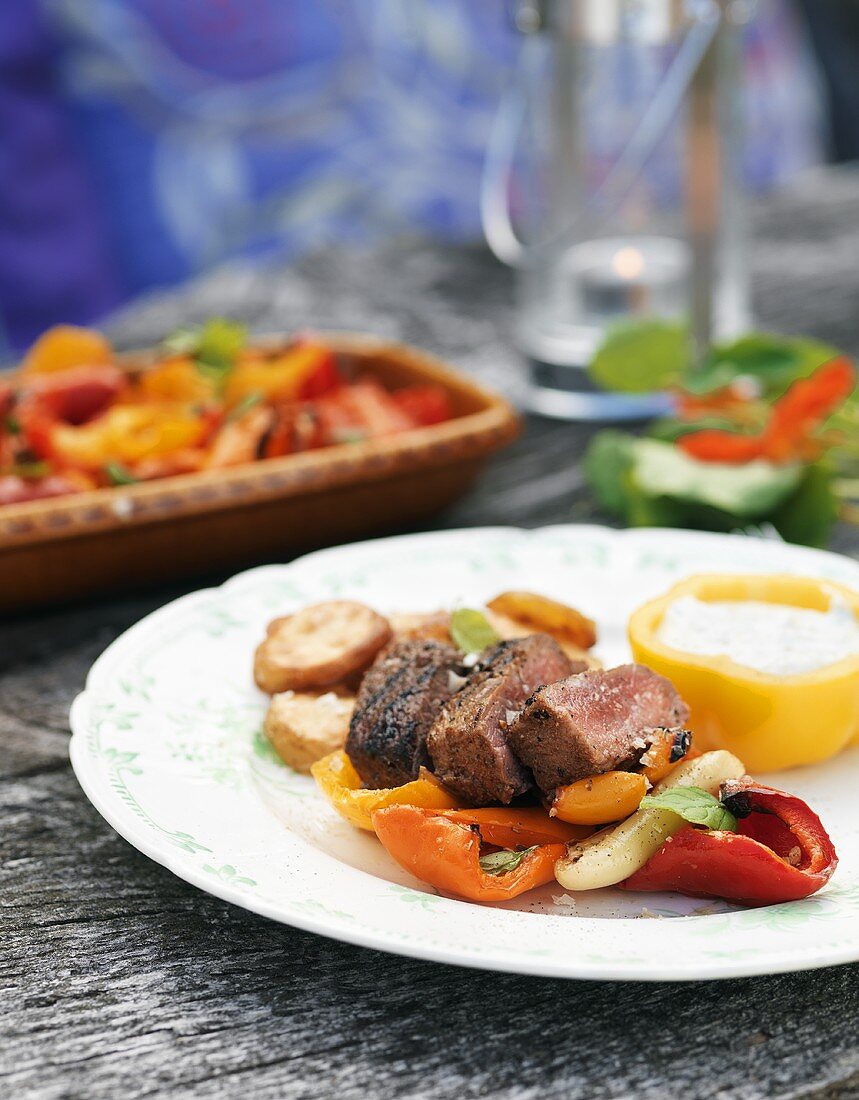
<box><xmin>622</xmin><ymin>779</ymin><xmax>837</xmax><ymax>905</ymax></box>
<box><xmin>679</xmin><ymin>356</ymin><xmax>855</xmax><ymax>465</ymax></box>
<box><xmin>20</xmin><ymin>365</ymin><xmax>127</xmax><ymax>425</ymax></box>
<box><xmin>372</xmin><ymin>804</ymin><xmax>566</xmax><ymax>902</ymax></box>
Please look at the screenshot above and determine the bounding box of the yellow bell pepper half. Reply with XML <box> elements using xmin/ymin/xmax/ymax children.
<box><xmin>628</xmin><ymin>574</ymin><xmax>859</xmax><ymax>773</ymax></box>
<box><xmin>311</xmin><ymin>750</ymin><xmax>460</xmax><ymax>832</ymax></box>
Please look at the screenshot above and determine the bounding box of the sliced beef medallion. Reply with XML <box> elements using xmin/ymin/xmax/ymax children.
<box><xmin>509</xmin><ymin>663</ymin><xmax>690</xmax><ymax>792</ymax></box>
<box><xmin>427</xmin><ymin>634</ymin><xmax>580</xmax><ymax>806</ymax></box>
<box><xmin>345</xmin><ymin>639</ymin><xmax>463</xmax><ymax>789</ymax></box>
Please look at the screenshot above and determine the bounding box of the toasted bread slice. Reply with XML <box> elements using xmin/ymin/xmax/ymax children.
<box><xmin>254</xmin><ymin>600</ymin><xmax>392</xmax><ymax>693</ymax></box>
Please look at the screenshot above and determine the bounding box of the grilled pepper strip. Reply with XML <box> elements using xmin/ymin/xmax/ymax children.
<box><xmin>622</xmin><ymin>780</ymin><xmax>837</xmax><ymax>905</ymax></box>
<box><xmin>311</xmin><ymin>750</ymin><xmax>459</xmax><ymax>832</ymax></box>
<box><xmin>550</xmin><ymin>771</ymin><xmax>647</xmax><ymax>826</ymax></box>
<box><xmin>436</xmin><ymin>806</ymin><xmax>589</xmax><ymax>847</ymax></box>
<box><xmin>372</xmin><ymin>804</ymin><xmax>565</xmax><ymax>902</ymax></box>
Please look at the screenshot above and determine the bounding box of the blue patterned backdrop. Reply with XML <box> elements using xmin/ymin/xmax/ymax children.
<box><xmin>0</xmin><ymin>1</ymin><xmax>824</xmax><ymax>352</ymax></box>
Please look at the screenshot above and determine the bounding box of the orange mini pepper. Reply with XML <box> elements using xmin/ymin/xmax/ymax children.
<box><xmin>372</xmin><ymin>804</ymin><xmax>565</xmax><ymax>902</ymax></box>
<box><xmin>550</xmin><ymin>771</ymin><xmax>647</xmax><ymax>826</ymax></box>
<box><xmin>311</xmin><ymin>750</ymin><xmax>459</xmax><ymax>832</ymax></box>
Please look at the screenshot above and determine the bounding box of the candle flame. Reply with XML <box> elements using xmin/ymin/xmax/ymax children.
<box><xmin>612</xmin><ymin>247</ymin><xmax>645</xmax><ymax>281</ymax></box>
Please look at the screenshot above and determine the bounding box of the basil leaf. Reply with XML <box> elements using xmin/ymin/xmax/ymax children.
<box><xmin>590</xmin><ymin>320</ymin><xmax>690</xmax><ymax>394</ymax></box>
<box><xmin>105</xmin><ymin>462</ymin><xmax>138</xmax><ymax>486</ymax></box>
<box><xmin>641</xmin><ymin>787</ymin><xmax>738</xmax><ymax>832</ymax></box>
<box><xmin>450</xmin><ymin>608</ymin><xmax>501</xmax><ymax>655</ymax></box>
<box><xmin>479</xmin><ymin>846</ymin><xmax>539</xmax><ymax>877</ymax></box>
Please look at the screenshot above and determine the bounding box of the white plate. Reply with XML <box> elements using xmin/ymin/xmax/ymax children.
<box><xmin>70</xmin><ymin>525</ymin><xmax>859</xmax><ymax>981</ymax></box>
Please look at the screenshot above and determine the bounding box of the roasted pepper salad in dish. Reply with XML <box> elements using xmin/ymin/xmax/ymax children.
<box><xmin>0</xmin><ymin>320</ymin><xmax>453</xmax><ymax>505</ymax></box>
<box><xmin>251</xmin><ymin>584</ymin><xmax>851</xmax><ymax>908</ymax></box>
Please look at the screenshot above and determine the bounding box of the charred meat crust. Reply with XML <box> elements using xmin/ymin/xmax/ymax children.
<box><xmin>508</xmin><ymin>663</ymin><xmax>690</xmax><ymax>791</ymax></box>
<box><xmin>345</xmin><ymin>639</ymin><xmax>462</xmax><ymax>789</ymax></box>
<box><xmin>426</xmin><ymin>635</ymin><xmax>580</xmax><ymax>806</ymax></box>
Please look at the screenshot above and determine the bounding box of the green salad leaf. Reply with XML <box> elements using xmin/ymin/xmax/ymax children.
<box><xmin>450</xmin><ymin>608</ymin><xmax>501</xmax><ymax>655</ymax></box>
<box><xmin>582</xmin><ymin>430</ymin><xmax>637</xmax><ymax>515</ymax></box>
<box><xmin>479</xmin><ymin>846</ymin><xmax>539</xmax><ymax>876</ymax></box>
<box><xmin>630</xmin><ymin>439</ymin><xmax>801</xmax><ymax>518</ymax></box>
<box><xmin>589</xmin><ymin>320</ymin><xmax>689</xmax><ymax>394</ymax></box>
<box><xmin>768</xmin><ymin>462</ymin><xmax>839</xmax><ymax>548</ymax></box>
<box><xmin>641</xmin><ymin>787</ymin><xmax>738</xmax><ymax>832</ymax></box>
<box><xmin>687</xmin><ymin>333</ymin><xmax>841</xmax><ymax>398</ymax></box>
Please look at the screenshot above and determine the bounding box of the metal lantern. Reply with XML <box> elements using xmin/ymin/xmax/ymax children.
<box><xmin>482</xmin><ymin>0</ymin><xmax>752</xmax><ymax>419</ymax></box>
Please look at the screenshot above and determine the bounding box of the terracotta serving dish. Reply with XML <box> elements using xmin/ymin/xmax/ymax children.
<box><xmin>0</xmin><ymin>334</ymin><xmax>519</xmax><ymax>612</ymax></box>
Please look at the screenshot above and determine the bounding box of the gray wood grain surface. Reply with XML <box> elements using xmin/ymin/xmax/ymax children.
<box><xmin>3</xmin><ymin>167</ymin><xmax>859</xmax><ymax>1100</ymax></box>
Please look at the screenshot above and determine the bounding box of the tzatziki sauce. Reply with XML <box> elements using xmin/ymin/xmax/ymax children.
<box><xmin>657</xmin><ymin>593</ymin><xmax>859</xmax><ymax>676</ymax></box>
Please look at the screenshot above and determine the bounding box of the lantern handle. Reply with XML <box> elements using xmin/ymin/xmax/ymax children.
<box><xmin>481</xmin><ymin>0</ymin><xmax>723</xmax><ymax>267</ymax></box>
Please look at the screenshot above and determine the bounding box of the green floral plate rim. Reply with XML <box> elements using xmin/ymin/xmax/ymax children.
<box><xmin>70</xmin><ymin>525</ymin><xmax>859</xmax><ymax>981</ymax></box>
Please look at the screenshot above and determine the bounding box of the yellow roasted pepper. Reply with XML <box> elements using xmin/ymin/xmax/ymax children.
<box><xmin>51</xmin><ymin>404</ymin><xmax>206</xmax><ymax>468</ymax></box>
<box><xmin>224</xmin><ymin>344</ymin><xmax>331</xmax><ymax>407</ymax></box>
<box><xmin>311</xmin><ymin>750</ymin><xmax>460</xmax><ymax>831</ymax></box>
<box><xmin>628</xmin><ymin>574</ymin><xmax>859</xmax><ymax>772</ymax></box>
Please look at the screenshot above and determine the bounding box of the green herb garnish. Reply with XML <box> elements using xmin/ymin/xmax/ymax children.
<box><xmin>9</xmin><ymin>460</ymin><xmax>51</xmax><ymax>480</ymax></box>
<box><xmin>5</xmin><ymin>415</ymin><xmax>20</xmax><ymax>435</ymax></box>
<box><xmin>450</xmin><ymin>608</ymin><xmax>501</xmax><ymax>655</ymax></box>
<box><xmin>640</xmin><ymin>787</ymin><xmax>738</xmax><ymax>832</ymax></box>
<box><xmin>105</xmin><ymin>462</ymin><xmax>138</xmax><ymax>486</ymax></box>
<box><xmin>163</xmin><ymin>317</ymin><xmax>247</xmax><ymax>383</ymax></box>
<box><xmin>478</xmin><ymin>846</ymin><xmax>538</xmax><ymax>877</ymax></box>
<box><xmin>228</xmin><ymin>391</ymin><xmax>264</xmax><ymax>421</ymax></box>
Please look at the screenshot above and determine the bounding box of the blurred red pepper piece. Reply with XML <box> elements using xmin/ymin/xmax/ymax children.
<box><xmin>20</xmin><ymin>365</ymin><xmax>127</xmax><ymax>424</ymax></box>
<box><xmin>622</xmin><ymin>779</ymin><xmax>837</xmax><ymax>905</ymax></box>
<box><xmin>761</xmin><ymin>355</ymin><xmax>855</xmax><ymax>462</ymax></box>
<box><xmin>392</xmin><ymin>384</ymin><xmax>452</xmax><ymax>427</ymax></box>
<box><xmin>0</xmin><ymin>382</ymin><xmax>13</xmax><ymax>421</ymax></box>
<box><xmin>678</xmin><ymin>356</ymin><xmax>855</xmax><ymax>465</ymax></box>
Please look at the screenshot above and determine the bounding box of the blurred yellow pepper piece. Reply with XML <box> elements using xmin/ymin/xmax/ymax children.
<box><xmin>22</xmin><ymin>325</ymin><xmax>114</xmax><ymax>374</ymax></box>
<box><xmin>311</xmin><ymin>750</ymin><xmax>460</xmax><ymax>832</ymax></box>
<box><xmin>136</xmin><ymin>358</ymin><xmax>217</xmax><ymax>404</ymax></box>
<box><xmin>225</xmin><ymin>344</ymin><xmax>332</xmax><ymax>407</ymax></box>
<box><xmin>51</xmin><ymin>404</ymin><xmax>206</xmax><ymax>469</ymax></box>
<box><xmin>628</xmin><ymin>574</ymin><xmax>859</xmax><ymax>772</ymax></box>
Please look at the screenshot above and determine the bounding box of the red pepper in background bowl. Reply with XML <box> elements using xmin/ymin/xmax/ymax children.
<box><xmin>622</xmin><ymin>779</ymin><xmax>838</xmax><ymax>905</ymax></box>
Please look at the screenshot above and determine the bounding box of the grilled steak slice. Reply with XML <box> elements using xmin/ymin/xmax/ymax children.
<box><xmin>346</xmin><ymin>639</ymin><xmax>462</xmax><ymax>788</ymax></box>
<box><xmin>427</xmin><ymin>635</ymin><xmax>579</xmax><ymax>806</ymax></box>
<box><xmin>509</xmin><ymin>664</ymin><xmax>690</xmax><ymax>792</ymax></box>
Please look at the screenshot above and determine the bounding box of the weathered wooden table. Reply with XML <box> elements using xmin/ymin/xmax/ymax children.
<box><xmin>4</xmin><ymin>168</ymin><xmax>859</xmax><ymax>1099</ymax></box>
